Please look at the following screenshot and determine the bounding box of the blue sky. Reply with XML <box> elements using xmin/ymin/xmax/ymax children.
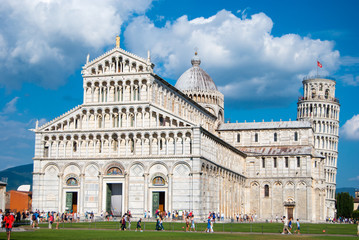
<box><xmin>0</xmin><ymin>0</ymin><xmax>358</xmax><ymax>188</ymax></box>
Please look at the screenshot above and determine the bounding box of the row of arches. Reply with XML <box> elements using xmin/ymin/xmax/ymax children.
<box><xmin>297</xmin><ymin>103</ymin><xmax>339</xmax><ymax>120</ymax></box>
<box><xmin>314</xmin><ymin>135</ymin><xmax>338</xmax><ymax>151</ymax></box>
<box><xmin>86</xmin><ymin>55</ymin><xmax>148</xmax><ymax>75</ymax></box>
<box><xmin>321</xmin><ymin>151</ymin><xmax>337</xmax><ymax>167</ymax></box>
<box><xmin>42</xmin><ymin>131</ymin><xmax>193</xmax><ymax>158</ymax></box>
<box><xmin>84</xmin><ymin>79</ymin><xmax>149</xmax><ymax>104</ymax></box>
<box><xmin>325</xmin><ymin>169</ymin><xmax>336</xmax><ymax>184</ymax></box>
<box><xmin>313</xmin><ymin>120</ymin><xmax>339</xmax><ymax>135</ymax></box>
<box><xmin>303</xmin><ymin>82</ymin><xmax>335</xmax><ymax>100</ymax></box>
<box><xmin>183</xmin><ymin>90</ymin><xmax>224</xmax><ymax>107</ymax></box>
<box><xmin>45</xmin><ymin>107</ymin><xmax>189</xmax><ymax>132</ymax></box>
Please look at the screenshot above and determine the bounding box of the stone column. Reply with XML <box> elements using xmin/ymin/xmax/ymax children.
<box><xmin>144</xmin><ymin>173</ymin><xmax>149</xmax><ymax>213</ymax></box>
<box><xmin>58</xmin><ymin>173</ymin><xmax>63</xmax><ymax>212</ymax></box>
<box><xmin>79</xmin><ymin>173</ymin><xmax>85</xmax><ymax>214</ymax></box>
<box><xmin>124</xmin><ymin>172</ymin><xmax>129</xmax><ymax>212</ymax></box>
<box><xmin>98</xmin><ymin>172</ymin><xmax>103</xmax><ymax>213</ymax></box>
<box><xmin>167</xmin><ymin>173</ymin><xmax>173</xmax><ymax>213</ymax></box>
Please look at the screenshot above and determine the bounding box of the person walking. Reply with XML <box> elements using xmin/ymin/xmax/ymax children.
<box><xmin>135</xmin><ymin>218</ymin><xmax>143</xmax><ymax>232</ymax></box>
<box><xmin>185</xmin><ymin>216</ymin><xmax>189</xmax><ymax>232</ymax></box>
<box><xmin>3</xmin><ymin>211</ymin><xmax>15</xmax><ymax>240</ymax></box>
<box><xmin>190</xmin><ymin>215</ymin><xmax>195</xmax><ymax>232</ymax></box>
<box><xmin>48</xmin><ymin>213</ymin><xmax>54</xmax><ymax>229</ymax></box>
<box><xmin>294</xmin><ymin>219</ymin><xmax>300</xmax><ymax>234</ymax></box>
<box><xmin>281</xmin><ymin>216</ymin><xmax>291</xmax><ymax>235</ymax></box>
<box><xmin>120</xmin><ymin>216</ymin><xmax>126</xmax><ymax>231</ymax></box>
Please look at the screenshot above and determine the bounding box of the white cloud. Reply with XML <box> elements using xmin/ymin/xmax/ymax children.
<box><xmin>340</xmin><ymin>74</ymin><xmax>359</xmax><ymax>86</ymax></box>
<box><xmin>349</xmin><ymin>176</ymin><xmax>359</xmax><ymax>181</ymax></box>
<box><xmin>124</xmin><ymin>10</ymin><xmax>340</xmax><ymax>107</ymax></box>
<box><xmin>0</xmin><ymin>0</ymin><xmax>153</xmax><ymax>89</ymax></box>
<box><xmin>2</xmin><ymin>97</ymin><xmax>19</xmax><ymax>114</ymax></box>
<box><xmin>341</xmin><ymin>114</ymin><xmax>359</xmax><ymax>140</ymax></box>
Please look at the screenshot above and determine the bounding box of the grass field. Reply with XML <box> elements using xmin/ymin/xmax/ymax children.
<box><xmin>0</xmin><ymin>229</ymin><xmax>358</xmax><ymax>240</ymax></box>
<box><xmin>32</xmin><ymin>221</ymin><xmax>357</xmax><ymax>235</ymax></box>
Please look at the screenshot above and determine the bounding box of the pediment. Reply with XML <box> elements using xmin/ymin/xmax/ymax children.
<box><xmin>82</xmin><ymin>47</ymin><xmax>154</xmax><ymax>76</ymax></box>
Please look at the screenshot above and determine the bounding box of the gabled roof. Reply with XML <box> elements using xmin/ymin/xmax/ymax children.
<box><xmin>218</xmin><ymin>120</ymin><xmax>312</xmax><ymax>131</ymax></box>
<box><xmin>33</xmin><ymin>105</ymin><xmax>82</xmax><ymax>132</ymax></box>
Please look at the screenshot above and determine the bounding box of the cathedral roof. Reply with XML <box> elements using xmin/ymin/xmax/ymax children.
<box><xmin>238</xmin><ymin>146</ymin><xmax>323</xmax><ymax>158</ymax></box>
<box><xmin>175</xmin><ymin>52</ymin><xmax>218</xmax><ymax>92</ymax></box>
<box><xmin>218</xmin><ymin>120</ymin><xmax>312</xmax><ymax>131</ymax></box>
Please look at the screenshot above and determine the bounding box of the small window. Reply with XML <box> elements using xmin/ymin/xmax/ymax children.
<box><xmin>273</xmin><ymin>157</ymin><xmax>277</xmax><ymax>168</ymax></box>
<box><xmin>285</xmin><ymin>157</ymin><xmax>289</xmax><ymax>168</ymax></box>
<box><xmin>274</xmin><ymin>133</ymin><xmax>277</xmax><ymax>142</ymax></box>
<box><xmin>159</xmin><ymin>116</ymin><xmax>164</xmax><ymax>126</ymax></box>
<box><xmin>315</xmin><ymin>161</ymin><xmax>317</xmax><ymax>168</ymax></box>
<box><xmin>297</xmin><ymin>157</ymin><xmax>300</xmax><ymax>167</ymax></box>
<box><xmin>264</xmin><ymin>185</ymin><xmax>269</xmax><ymax>197</ymax></box>
<box><xmin>262</xmin><ymin>157</ymin><xmax>265</xmax><ymax>168</ymax></box>
<box><xmin>73</xmin><ymin>142</ymin><xmax>77</xmax><ymax>152</ymax></box>
<box><xmin>160</xmin><ymin>139</ymin><xmax>163</xmax><ymax>150</ymax></box>
<box><xmin>294</xmin><ymin>132</ymin><xmax>298</xmax><ymax>141</ymax></box>
<box><xmin>255</xmin><ymin>133</ymin><xmax>258</xmax><ymax>142</ymax></box>
<box><xmin>325</xmin><ymin>89</ymin><xmax>329</xmax><ymax>99</ymax></box>
<box><xmin>237</xmin><ymin>133</ymin><xmax>240</xmax><ymax>143</ymax></box>
<box><xmin>44</xmin><ymin>146</ymin><xmax>49</xmax><ymax>158</ymax></box>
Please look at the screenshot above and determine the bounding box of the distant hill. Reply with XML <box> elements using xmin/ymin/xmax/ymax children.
<box><xmin>0</xmin><ymin>164</ymin><xmax>33</xmax><ymax>191</ymax></box>
<box><xmin>336</xmin><ymin>187</ymin><xmax>357</xmax><ymax>198</ymax></box>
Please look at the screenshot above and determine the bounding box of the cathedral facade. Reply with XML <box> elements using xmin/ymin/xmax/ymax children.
<box><xmin>31</xmin><ymin>39</ymin><xmax>339</xmax><ymax>222</ymax></box>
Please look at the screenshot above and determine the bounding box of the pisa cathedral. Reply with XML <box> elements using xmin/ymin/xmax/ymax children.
<box><xmin>31</xmin><ymin>37</ymin><xmax>340</xmax><ymax>222</ymax></box>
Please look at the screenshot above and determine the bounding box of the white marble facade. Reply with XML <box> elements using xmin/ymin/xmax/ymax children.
<box><xmin>31</xmin><ymin>40</ymin><xmax>339</xmax><ymax>222</ymax></box>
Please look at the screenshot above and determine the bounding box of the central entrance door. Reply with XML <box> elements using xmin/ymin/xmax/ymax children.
<box><xmin>106</xmin><ymin>183</ymin><xmax>122</xmax><ymax>216</ymax></box>
<box><xmin>152</xmin><ymin>191</ymin><xmax>165</xmax><ymax>217</ymax></box>
<box><xmin>287</xmin><ymin>207</ymin><xmax>294</xmax><ymax>219</ymax></box>
<box><xmin>65</xmin><ymin>192</ymin><xmax>78</xmax><ymax>213</ymax></box>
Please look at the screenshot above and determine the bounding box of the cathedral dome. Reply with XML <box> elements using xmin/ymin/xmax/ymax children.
<box><xmin>175</xmin><ymin>53</ymin><xmax>218</xmax><ymax>92</ymax></box>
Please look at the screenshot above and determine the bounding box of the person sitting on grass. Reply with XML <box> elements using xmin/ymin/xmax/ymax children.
<box><xmin>281</xmin><ymin>216</ymin><xmax>291</xmax><ymax>235</ymax></box>
<box><xmin>294</xmin><ymin>219</ymin><xmax>300</xmax><ymax>234</ymax></box>
<box><xmin>135</xmin><ymin>218</ymin><xmax>143</xmax><ymax>232</ymax></box>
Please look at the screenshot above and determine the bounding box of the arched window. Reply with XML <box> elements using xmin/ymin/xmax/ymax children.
<box><xmin>325</xmin><ymin>89</ymin><xmax>329</xmax><ymax>99</ymax></box>
<box><xmin>273</xmin><ymin>157</ymin><xmax>277</xmax><ymax>168</ymax></box>
<box><xmin>107</xmin><ymin>167</ymin><xmax>122</xmax><ymax>175</ymax></box>
<box><xmin>254</xmin><ymin>133</ymin><xmax>258</xmax><ymax>142</ymax></box>
<box><xmin>264</xmin><ymin>185</ymin><xmax>269</xmax><ymax>197</ymax></box>
<box><xmin>274</xmin><ymin>133</ymin><xmax>277</xmax><ymax>142</ymax></box>
<box><xmin>73</xmin><ymin>142</ymin><xmax>77</xmax><ymax>152</ymax></box>
<box><xmin>237</xmin><ymin>134</ymin><xmax>240</xmax><ymax>143</ymax></box>
<box><xmin>152</xmin><ymin>176</ymin><xmax>165</xmax><ymax>186</ymax></box>
<box><xmin>311</xmin><ymin>89</ymin><xmax>316</xmax><ymax>99</ymax></box>
<box><xmin>66</xmin><ymin>178</ymin><xmax>78</xmax><ymax>186</ymax></box>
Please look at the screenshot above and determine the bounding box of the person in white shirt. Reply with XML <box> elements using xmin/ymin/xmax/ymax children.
<box><xmin>281</xmin><ymin>216</ymin><xmax>291</xmax><ymax>235</ymax></box>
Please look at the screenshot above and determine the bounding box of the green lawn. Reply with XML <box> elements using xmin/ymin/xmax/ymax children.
<box><xmin>0</xmin><ymin>229</ymin><xmax>357</xmax><ymax>240</ymax></box>
<box><xmin>34</xmin><ymin>221</ymin><xmax>357</xmax><ymax>235</ymax></box>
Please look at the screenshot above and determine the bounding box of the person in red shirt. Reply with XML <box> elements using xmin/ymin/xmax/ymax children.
<box><xmin>3</xmin><ymin>211</ymin><xmax>15</xmax><ymax>240</ymax></box>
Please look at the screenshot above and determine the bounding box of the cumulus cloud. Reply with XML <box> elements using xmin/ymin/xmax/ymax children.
<box><xmin>341</xmin><ymin>114</ymin><xmax>359</xmax><ymax>140</ymax></box>
<box><xmin>124</xmin><ymin>10</ymin><xmax>340</xmax><ymax>108</ymax></box>
<box><xmin>0</xmin><ymin>0</ymin><xmax>153</xmax><ymax>89</ymax></box>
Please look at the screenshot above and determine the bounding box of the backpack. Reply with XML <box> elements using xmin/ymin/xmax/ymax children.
<box><xmin>32</xmin><ymin>215</ymin><xmax>36</xmax><ymax>221</ymax></box>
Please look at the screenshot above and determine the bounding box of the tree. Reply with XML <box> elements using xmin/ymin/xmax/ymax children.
<box><xmin>352</xmin><ymin>210</ymin><xmax>359</xmax><ymax>219</ymax></box>
<box><xmin>336</xmin><ymin>192</ymin><xmax>354</xmax><ymax>218</ymax></box>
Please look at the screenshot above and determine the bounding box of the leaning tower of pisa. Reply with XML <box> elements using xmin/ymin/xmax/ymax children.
<box><xmin>297</xmin><ymin>76</ymin><xmax>340</xmax><ymax>219</ymax></box>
